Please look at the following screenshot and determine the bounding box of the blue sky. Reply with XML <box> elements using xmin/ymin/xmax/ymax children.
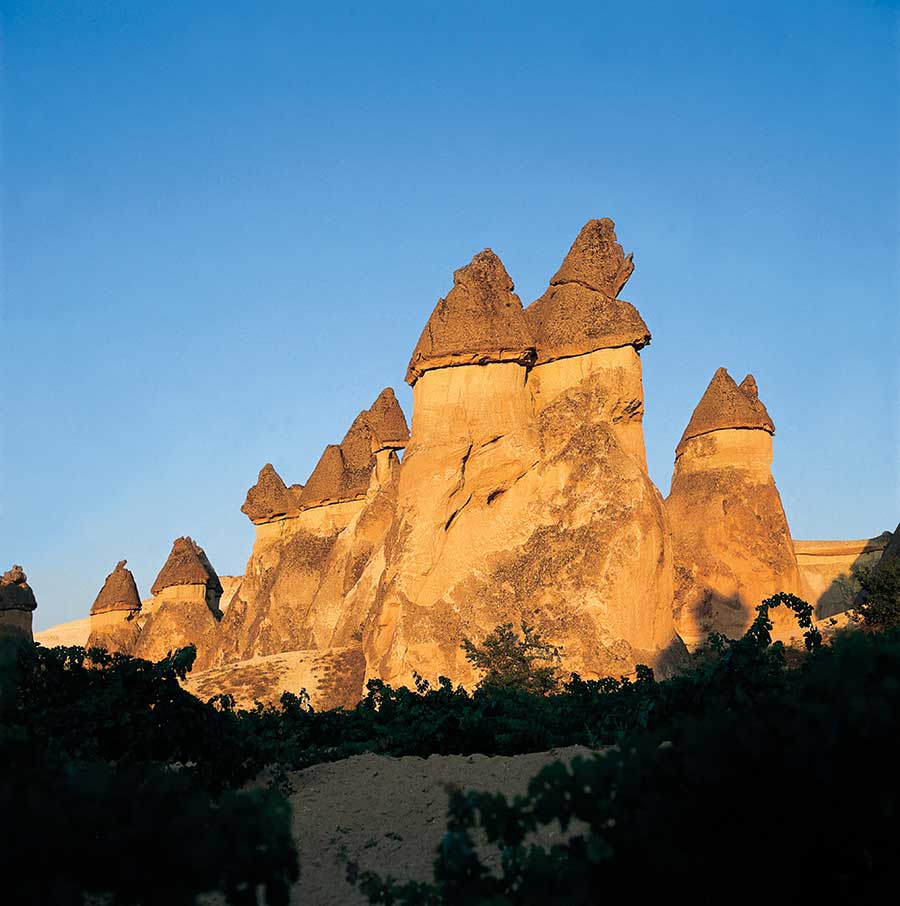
<box><xmin>2</xmin><ymin>0</ymin><xmax>897</xmax><ymax>630</ymax></box>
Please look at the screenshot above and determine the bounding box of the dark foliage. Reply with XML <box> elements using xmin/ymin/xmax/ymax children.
<box><xmin>352</xmin><ymin>594</ymin><xmax>900</xmax><ymax>905</ymax></box>
<box><xmin>854</xmin><ymin>556</ymin><xmax>900</xmax><ymax>631</ymax></box>
<box><xmin>461</xmin><ymin>622</ymin><xmax>563</xmax><ymax>694</ymax></box>
<box><xmin>0</xmin><ymin>642</ymin><xmax>298</xmax><ymax>905</ymax></box>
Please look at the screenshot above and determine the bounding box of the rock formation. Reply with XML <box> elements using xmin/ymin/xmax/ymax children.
<box><xmin>68</xmin><ymin>216</ymin><xmax>882</xmax><ymax>707</ymax></box>
<box><xmin>666</xmin><ymin>368</ymin><xmax>802</xmax><ymax>647</ymax></box>
<box><xmin>133</xmin><ymin>537</ymin><xmax>223</xmax><ymax>665</ymax></box>
<box><xmin>87</xmin><ymin>560</ymin><xmax>142</xmax><ymax>653</ymax></box>
<box><xmin>220</xmin><ymin>388</ymin><xmax>408</xmax><ymax>686</ymax></box>
<box><xmin>360</xmin><ymin>226</ymin><xmax>681</xmax><ymax>689</ymax></box>
<box><xmin>0</xmin><ymin>565</ymin><xmax>37</xmax><ymax>643</ymax></box>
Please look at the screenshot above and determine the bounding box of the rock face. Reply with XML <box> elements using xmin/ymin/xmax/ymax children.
<box><xmin>133</xmin><ymin>538</ymin><xmax>224</xmax><ymax>665</ymax></box>
<box><xmin>222</xmin><ymin>389</ymin><xmax>408</xmax><ymax>671</ymax></box>
<box><xmin>87</xmin><ymin>560</ymin><xmax>142</xmax><ymax>654</ymax></box>
<box><xmin>0</xmin><ymin>565</ymin><xmax>37</xmax><ymax>643</ymax></box>
<box><xmin>360</xmin><ymin>232</ymin><xmax>681</xmax><ymax>689</ymax></box>
<box><xmin>666</xmin><ymin>369</ymin><xmax>802</xmax><ymax>648</ymax></box>
<box><xmin>794</xmin><ymin>534</ymin><xmax>891</xmax><ymax>619</ymax></box>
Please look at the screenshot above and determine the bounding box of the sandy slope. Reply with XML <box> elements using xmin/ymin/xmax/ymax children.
<box><xmin>255</xmin><ymin>746</ymin><xmax>596</xmax><ymax>906</ymax></box>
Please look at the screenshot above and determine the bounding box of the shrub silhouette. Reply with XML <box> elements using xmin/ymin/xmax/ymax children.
<box><xmin>461</xmin><ymin>622</ymin><xmax>563</xmax><ymax>694</ymax></box>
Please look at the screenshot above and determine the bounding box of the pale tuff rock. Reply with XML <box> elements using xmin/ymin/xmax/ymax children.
<box><xmin>676</xmin><ymin>367</ymin><xmax>774</xmax><ymax>456</ymax></box>
<box><xmin>242</xmin><ymin>464</ymin><xmax>301</xmax><ymax>524</ymax></box>
<box><xmin>405</xmin><ymin>249</ymin><xmax>535</xmax><ymax>384</ymax></box>
<box><xmin>362</xmin><ymin>236</ymin><xmax>681</xmax><ymax>689</ymax></box>
<box><xmin>134</xmin><ymin>537</ymin><xmax>224</xmax><ymax>667</ymax></box>
<box><xmin>795</xmin><ymin>534</ymin><xmax>891</xmax><ymax>619</ymax></box>
<box><xmin>667</xmin><ymin>370</ymin><xmax>801</xmax><ymax>648</ymax></box>
<box><xmin>527</xmin><ymin>220</ymin><xmax>649</xmax><ymax>365</ymax></box>
<box><xmin>90</xmin><ymin>560</ymin><xmax>141</xmax><ymax>615</ymax></box>
<box><xmin>183</xmin><ymin>647</ymin><xmax>367</xmax><ymax>710</ymax></box>
<box><xmin>0</xmin><ymin>565</ymin><xmax>36</xmax><ymax>643</ymax></box>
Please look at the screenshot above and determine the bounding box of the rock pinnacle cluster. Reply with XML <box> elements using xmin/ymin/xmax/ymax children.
<box><xmin>63</xmin><ymin>217</ymin><xmax>891</xmax><ymax>707</ymax></box>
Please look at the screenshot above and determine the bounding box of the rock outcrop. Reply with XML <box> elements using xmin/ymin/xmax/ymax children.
<box><xmin>133</xmin><ymin>538</ymin><xmax>223</xmax><ymax>665</ymax></box>
<box><xmin>666</xmin><ymin>369</ymin><xmax>802</xmax><ymax>647</ymax></box>
<box><xmin>222</xmin><ymin>389</ymin><xmax>408</xmax><ymax>670</ymax></box>
<box><xmin>87</xmin><ymin>560</ymin><xmax>142</xmax><ymax>653</ymax></box>
<box><xmin>0</xmin><ymin>565</ymin><xmax>37</xmax><ymax>643</ymax></box>
<box><xmin>360</xmin><ymin>231</ymin><xmax>681</xmax><ymax>689</ymax></box>
<box><xmin>794</xmin><ymin>534</ymin><xmax>891</xmax><ymax>619</ymax></box>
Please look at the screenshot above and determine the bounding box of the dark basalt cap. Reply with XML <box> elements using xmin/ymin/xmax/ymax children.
<box><xmin>241</xmin><ymin>463</ymin><xmax>302</xmax><ymax>524</ymax></box>
<box><xmin>526</xmin><ymin>219</ymin><xmax>650</xmax><ymax>365</ymax></box>
<box><xmin>365</xmin><ymin>388</ymin><xmax>410</xmax><ymax>451</ymax></box>
<box><xmin>151</xmin><ymin>537</ymin><xmax>223</xmax><ymax>596</ymax></box>
<box><xmin>405</xmin><ymin>249</ymin><xmax>535</xmax><ymax>385</ymax></box>
<box><xmin>676</xmin><ymin>367</ymin><xmax>775</xmax><ymax>456</ymax></box>
<box><xmin>91</xmin><ymin>560</ymin><xmax>142</xmax><ymax>615</ymax></box>
<box><xmin>0</xmin><ymin>565</ymin><xmax>37</xmax><ymax>612</ymax></box>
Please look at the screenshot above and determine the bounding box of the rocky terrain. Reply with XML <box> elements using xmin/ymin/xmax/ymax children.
<box><xmin>25</xmin><ymin>218</ymin><xmax>895</xmax><ymax>707</ymax></box>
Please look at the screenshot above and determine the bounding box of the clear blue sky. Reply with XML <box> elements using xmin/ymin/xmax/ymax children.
<box><xmin>2</xmin><ymin>1</ymin><xmax>897</xmax><ymax>630</ymax></box>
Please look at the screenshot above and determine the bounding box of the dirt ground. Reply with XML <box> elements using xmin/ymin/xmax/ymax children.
<box><xmin>268</xmin><ymin>746</ymin><xmax>597</xmax><ymax>905</ymax></box>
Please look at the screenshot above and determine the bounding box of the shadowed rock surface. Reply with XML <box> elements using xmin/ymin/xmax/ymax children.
<box><xmin>0</xmin><ymin>565</ymin><xmax>36</xmax><ymax>643</ymax></box>
<box><xmin>0</xmin><ymin>565</ymin><xmax>37</xmax><ymax>612</ymax></box>
<box><xmin>405</xmin><ymin>249</ymin><xmax>535</xmax><ymax>384</ymax></box>
<box><xmin>667</xmin><ymin>370</ymin><xmax>801</xmax><ymax>647</ymax></box>
<box><xmin>242</xmin><ymin>464</ymin><xmax>301</xmax><ymax>524</ymax></box>
<box><xmin>526</xmin><ymin>219</ymin><xmax>650</xmax><ymax>364</ymax></box>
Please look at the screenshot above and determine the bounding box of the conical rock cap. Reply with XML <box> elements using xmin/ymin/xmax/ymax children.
<box><xmin>241</xmin><ymin>464</ymin><xmax>301</xmax><ymax>524</ymax></box>
<box><xmin>151</xmin><ymin>537</ymin><xmax>223</xmax><ymax>596</ymax></box>
<box><xmin>677</xmin><ymin>367</ymin><xmax>775</xmax><ymax>456</ymax></box>
<box><xmin>91</xmin><ymin>560</ymin><xmax>141</xmax><ymax>615</ymax></box>
<box><xmin>405</xmin><ymin>249</ymin><xmax>534</xmax><ymax>384</ymax></box>
<box><xmin>365</xmin><ymin>388</ymin><xmax>409</xmax><ymax>451</ymax></box>
<box><xmin>550</xmin><ymin>218</ymin><xmax>635</xmax><ymax>295</ymax></box>
<box><xmin>0</xmin><ymin>565</ymin><xmax>37</xmax><ymax>612</ymax></box>
<box><xmin>526</xmin><ymin>219</ymin><xmax>650</xmax><ymax>364</ymax></box>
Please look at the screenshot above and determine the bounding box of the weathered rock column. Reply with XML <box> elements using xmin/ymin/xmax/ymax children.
<box><xmin>87</xmin><ymin>560</ymin><xmax>142</xmax><ymax>654</ymax></box>
<box><xmin>666</xmin><ymin>369</ymin><xmax>802</xmax><ymax>647</ymax></box>
<box><xmin>0</xmin><ymin>565</ymin><xmax>37</xmax><ymax>644</ymax></box>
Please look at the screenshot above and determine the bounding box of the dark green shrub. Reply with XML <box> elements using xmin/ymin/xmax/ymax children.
<box><xmin>461</xmin><ymin>622</ymin><xmax>563</xmax><ymax>695</ymax></box>
<box><xmin>854</xmin><ymin>557</ymin><xmax>900</xmax><ymax>631</ymax></box>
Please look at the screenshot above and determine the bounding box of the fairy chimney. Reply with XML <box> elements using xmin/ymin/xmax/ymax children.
<box><xmin>666</xmin><ymin>368</ymin><xmax>801</xmax><ymax>647</ymax></box>
<box><xmin>0</xmin><ymin>565</ymin><xmax>37</xmax><ymax>643</ymax></box>
<box><xmin>361</xmin><ymin>233</ymin><xmax>681</xmax><ymax>690</ymax></box>
<box><xmin>525</xmin><ymin>218</ymin><xmax>651</xmax><ymax>468</ymax></box>
<box><xmin>87</xmin><ymin>560</ymin><xmax>142</xmax><ymax>653</ymax></box>
<box><xmin>150</xmin><ymin>536</ymin><xmax>224</xmax><ymax>613</ymax></box>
